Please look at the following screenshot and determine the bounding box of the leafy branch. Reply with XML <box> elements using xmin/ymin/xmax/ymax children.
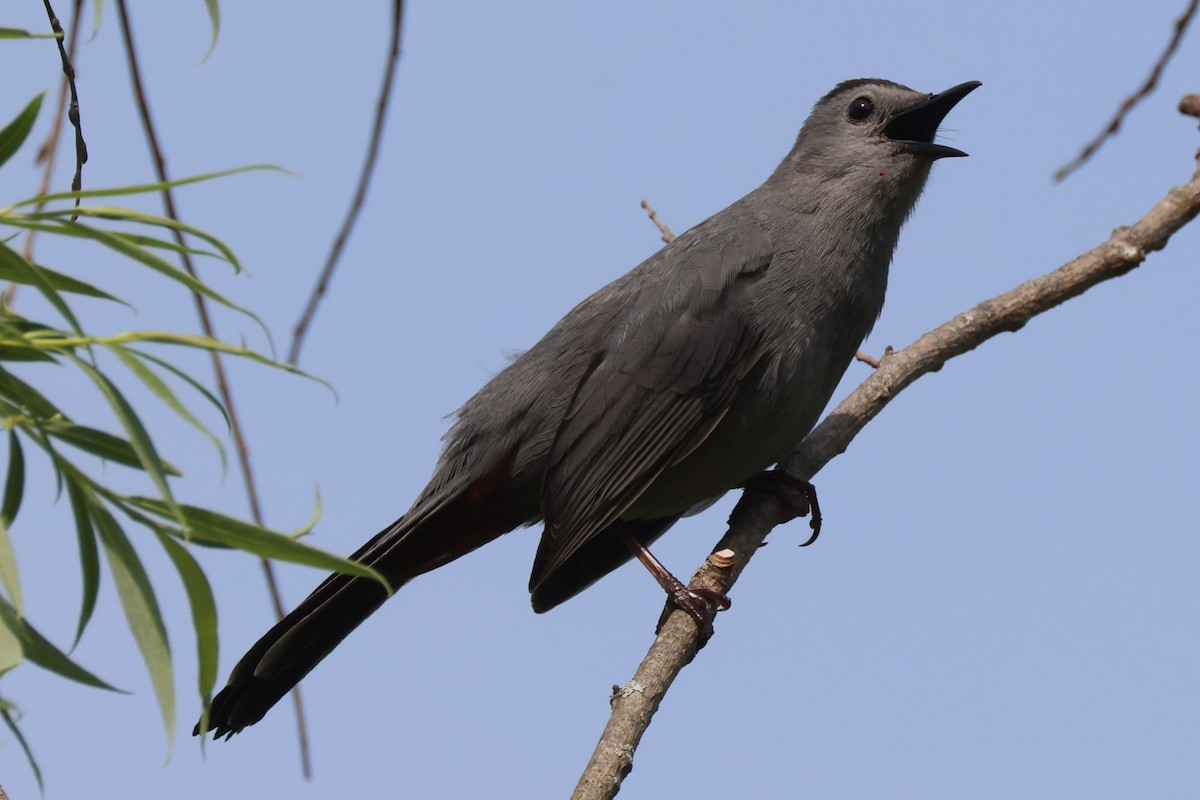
<box><xmin>0</xmin><ymin>93</ymin><xmax>384</xmax><ymax>781</ymax></box>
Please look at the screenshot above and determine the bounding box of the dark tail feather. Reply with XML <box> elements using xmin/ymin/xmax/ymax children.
<box><xmin>198</xmin><ymin>460</ymin><xmax>526</xmax><ymax>738</ymax></box>
<box><xmin>201</xmin><ymin>568</ymin><xmax>390</xmax><ymax>738</ymax></box>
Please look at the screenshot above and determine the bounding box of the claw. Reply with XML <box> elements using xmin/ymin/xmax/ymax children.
<box><xmin>666</xmin><ymin>585</ymin><xmax>730</xmax><ymax>643</ymax></box>
<box><xmin>745</xmin><ymin>470</ymin><xmax>822</xmax><ymax>545</ymax></box>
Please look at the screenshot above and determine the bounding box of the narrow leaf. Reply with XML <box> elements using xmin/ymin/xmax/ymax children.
<box><xmin>0</xmin><ymin>597</ymin><xmax>119</xmax><ymax>690</ymax></box>
<box><xmin>0</xmin><ymin>431</ymin><xmax>24</xmax><ymax>612</ymax></box>
<box><xmin>0</xmin><ymin>343</ymin><xmax>57</xmax><ymax>362</ymax></box>
<box><xmin>21</xmin><ymin>207</ymin><xmax>241</xmax><ymax>272</ymax></box>
<box><xmin>131</xmin><ymin>348</ymin><xmax>230</xmax><ymax>433</ymax></box>
<box><xmin>108</xmin><ymin>344</ymin><xmax>227</xmax><ymax>471</ymax></box>
<box><xmin>0</xmin><ymin>27</ymin><xmax>52</xmax><ymax>38</ymax></box>
<box><xmin>0</xmin><ymin>254</ymin><xmax>126</xmax><ymax>302</ymax></box>
<box><xmin>203</xmin><ymin>0</ymin><xmax>221</xmax><ymax>57</ymax></box>
<box><xmin>65</xmin><ymin>476</ymin><xmax>100</xmax><ymax>645</ymax></box>
<box><xmin>0</xmin><ymin>241</ymin><xmax>84</xmax><ymax>334</ymax></box>
<box><xmin>0</xmin><ymin>705</ymin><xmax>43</xmax><ymax>793</ymax></box>
<box><xmin>1</xmin><ymin>165</ymin><xmax>286</xmax><ymax>217</ymax></box>
<box><xmin>0</xmin><ymin>610</ymin><xmax>22</xmax><ymax>674</ymax></box>
<box><xmin>0</xmin><ymin>94</ymin><xmax>44</xmax><ymax>169</ymax></box>
<box><xmin>155</xmin><ymin>531</ymin><xmax>218</xmax><ymax>702</ymax></box>
<box><xmin>6</xmin><ymin>220</ymin><xmax>256</xmax><ymax>322</ymax></box>
<box><xmin>92</xmin><ymin>506</ymin><xmax>174</xmax><ymax>745</ymax></box>
<box><xmin>68</xmin><ymin>356</ymin><xmax>181</xmax><ymax>522</ymax></box>
<box><xmin>129</xmin><ymin>497</ymin><xmax>388</xmax><ymax>588</ymax></box>
<box><xmin>44</xmin><ymin>419</ymin><xmax>184</xmax><ymax>477</ymax></box>
<box><xmin>0</xmin><ymin>364</ymin><xmax>61</xmax><ymax>419</ymax></box>
<box><xmin>20</xmin><ymin>329</ymin><xmax>318</xmax><ymax>388</ymax></box>
<box><xmin>2</xmin><ymin>430</ymin><xmax>25</xmax><ymax>524</ymax></box>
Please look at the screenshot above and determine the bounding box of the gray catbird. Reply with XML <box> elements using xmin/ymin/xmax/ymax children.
<box><xmin>199</xmin><ymin>77</ymin><xmax>979</xmax><ymax>738</ymax></box>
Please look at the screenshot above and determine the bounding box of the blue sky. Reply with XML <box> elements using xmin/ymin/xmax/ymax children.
<box><xmin>1</xmin><ymin>2</ymin><xmax>1198</xmax><ymax>798</ymax></box>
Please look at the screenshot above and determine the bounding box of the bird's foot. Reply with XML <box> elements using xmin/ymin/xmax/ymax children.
<box><xmin>615</xmin><ymin>527</ymin><xmax>731</xmax><ymax>645</ymax></box>
<box><xmin>744</xmin><ymin>470</ymin><xmax>822</xmax><ymax>546</ymax></box>
<box><xmin>665</xmin><ymin>582</ymin><xmax>731</xmax><ymax>644</ymax></box>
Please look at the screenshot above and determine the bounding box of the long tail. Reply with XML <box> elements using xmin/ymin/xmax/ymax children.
<box><xmin>198</xmin><ymin>461</ymin><xmax>524</xmax><ymax>738</ymax></box>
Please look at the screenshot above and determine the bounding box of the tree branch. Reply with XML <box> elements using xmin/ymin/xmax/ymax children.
<box><xmin>111</xmin><ymin>1</ymin><xmax>310</xmax><ymax>774</ymax></box>
<box><xmin>1053</xmin><ymin>0</ymin><xmax>1198</xmax><ymax>181</ymax></box>
<box><xmin>639</xmin><ymin>199</ymin><xmax>675</xmax><ymax>244</ymax></box>
<box><xmin>4</xmin><ymin>0</ymin><xmax>84</xmax><ymax>310</ymax></box>
<box><xmin>288</xmin><ymin>0</ymin><xmax>405</xmax><ymax>367</ymax></box>
<box><xmin>40</xmin><ymin>0</ymin><xmax>87</xmax><ymax>202</ymax></box>
<box><xmin>573</xmin><ymin>105</ymin><xmax>1200</xmax><ymax>800</ymax></box>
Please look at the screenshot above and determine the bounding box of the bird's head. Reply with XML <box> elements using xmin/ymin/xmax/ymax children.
<box><xmin>777</xmin><ymin>78</ymin><xmax>980</xmax><ymax>201</ymax></box>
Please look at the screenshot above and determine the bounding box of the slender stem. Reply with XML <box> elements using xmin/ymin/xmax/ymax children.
<box><xmin>111</xmin><ymin>0</ymin><xmax>308</xmax><ymax>775</ymax></box>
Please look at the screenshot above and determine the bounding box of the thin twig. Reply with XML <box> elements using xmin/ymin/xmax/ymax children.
<box><xmin>639</xmin><ymin>199</ymin><xmax>676</xmax><ymax>243</ymax></box>
<box><xmin>110</xmin><ymin>1</ymin><xmax>310</xmax><ymax>776</ymax></box>
<box><xmin>1180</xmin><ymin>93</ymin><xmax>1200</xmax><ymax>120</ymax></box>
<box><xmin>3</xmin><ymin>0</ymin><xmax>83</xmax><ymax>310</ymax></box>
<box><xmin>288</xmin><ymin>0</ymin><xmax>405</xmax><ymax>366</ymax></box>
<box><xmin>40</xmin><ymin>0</ymin><xmax>87</xmax><ymax>205</ymax></box>
<box><xmin>1054</xmin><ymin>0</ymin><xmax>1198</xmax><ymax>181</ymax></box>
<box><xmin>853</xmin><ymin>350</ymin><xmax>881</xmax><ymax>368</ymax></box>
<box><xmin>573</xmin><ymin>106</ymin><xmax>1200</xmax><ymax>800</ymax></box>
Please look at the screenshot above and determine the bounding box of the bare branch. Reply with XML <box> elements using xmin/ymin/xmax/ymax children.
<box><xmin>574</xmin><ymin>107</ymin><xmax>1200</xmax><ymax>800</ymax></box>
<box><xmin>639</xmin><ymin>199</ymin><xmax>676</xmax><ymax>243</ymax></box>
<box><xmin>1180</xmin><ymin>93</ymin><xmax>1200</xmax><ymax>120</ymax></box>
<box><xmin>288</xmin><ymin>0</ymin><xmax>405</xmax><ymax>367</ymax></box>
<box><xmin>3</xmin><ymin>0</ymin><xmax>83</xmax><ymax>310</ymax></box>
<box><xmin>40</xmin><ymin>0</ymin><xmax>87</xmax><ymax>204</ymax></box>
<box><xmin>111</xmin><ymin>1</ymin><xmax>311</xmax><ymax>774</ymax></box>
<box><xmin>1054</xmin><ymin>0</ymin><xmax>1198</xmax><ymax>181</ymax></box>
<box><xmin>853</xmin><ymin>349</ymin><xmax>882</xmax><ymax>368</ymax></box>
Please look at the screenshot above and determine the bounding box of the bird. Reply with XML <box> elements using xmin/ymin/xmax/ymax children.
<box><xmin>198</xmin><ymin>77</ymin><xmax>980</xmax><ymax>739</ymax></box>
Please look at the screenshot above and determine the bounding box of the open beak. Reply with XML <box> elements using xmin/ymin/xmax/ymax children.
<box><xmin>885</xmin><ymin>80</ymin><xmax>981</xmax><ymax>159</ymax></box>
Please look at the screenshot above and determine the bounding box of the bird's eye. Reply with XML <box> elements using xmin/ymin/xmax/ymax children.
<box><xmin>847</xmin><ymin>96</ymin><xmax>874</xmax><ymax>122</ymax></box>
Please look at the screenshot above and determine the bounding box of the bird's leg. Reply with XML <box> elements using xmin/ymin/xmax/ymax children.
<box><xmin>744</xmin><ymin>470</ymin><xmax>822</xmax><ymax>546</ymax></box>
<box><xmin>614</xmin><ymin>527</ymin><xmax>730</xmax><ymax>641</ymax></box>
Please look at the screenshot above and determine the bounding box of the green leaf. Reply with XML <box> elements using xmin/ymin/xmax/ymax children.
<box><xmin>129</xmin><ymin>497</ymin><xmax>389</xmax><ymax>589</ymax></box>
<box><xmin>0</xmin><ymin>254</ymin><xmax>126</xmax><ymax>302</ymax></box>
<box><xmin>0</xmin><ymin>240</ymin><xmax>84</xmax><ymax>335</ymax></box>
<box><xmin>2</xmin><ymin>429</ymin><xmax>24</xmax><ymax>525</ymax></box>
<box><xmin>0</xmin><ymin>343</ymin><xmax>57</xmax><ymax>362</ymax></box>
<box><xmin>203</xmin><ymin>0</ymin><xmax>221</xmax><ymax>57</ymax></box>
<box><xmin>0</xmin><ymin>27</ymin><xmax>54</xmax><ymax>39</ymax></box>
<box><xmin>1</xmin><ymin>164</ymin><xmax>286</xmax><ymax>214</ymax></box>
<box><xmin>0</xmin><ymin>94</ymin><xmax>44</xmax><ymax>170</ymax></box>
<box><xmin>0</xmin><ymin>221</ymin><xmax>257</xmax><ymax>326</ymax></box>
<box><xmin>107</xmin><ymin>229</ymin><xmax>224</xmax><ymax>261</ymax></box>
<box><xmin>21</xmin><ymin>206</ymin><xmax>242</xmax><ymax>273</ymax></box>
<box><xmin>0</xmin><ymin>609</ymin><xmax>22</xmax><ymax>675</ymax></box>
<box><xmin>65</xmin><ymin>476</ymin><xmax>100</xmax><ymax>645</ymax></box>
<box><xmin>131</xmin><ymin>348</ymin><xmax>230</xmax><ymax>434</ymax></box>
<box><xmin>0</xmin><ymin>705</ymin><xmax>43</xmax><ymax>793</ymax></box>
<box><xmin>155</xmin><ymin>531</ymin><xmax>218</xmax><ymax>702</ymax></box>
<box><xmin>0</xmin><ymin>365</ymin><xmax>62</xmax><ymax>420</ymax></box>
<box><xmin>0</xmin><ymin>597</ymin><xmax>119</xmax><ymax>690</ymax></box>
<box><xmin>0</xmin><ymin>430</ymin><xmax>24</xmax><ymax>612</ymax></box>
<box><xmin>91</xmin><ymin>506</ymin><xmax>174</xmax><ymax>745</ymax></box>
<box><xmin>43</xmin><ymin>419</ymin><xmax>183</xmax><ymax>477</ymax></box>
<box><xmin>68</xmin><ymin>356</ymin><xmax>182</xmax><ymax>522</ymax></box>
<box><xmin>15</xmin><ymin>330</ymin><xmax>322</xmax><ymax>390</ymax></box>
<box><xmin>89</xmin><ymin>0</ymin><xmax>102</xmax><ymax>40</ymax></box>
<box><xmin>108</xmin><ymin>344</ymin><xmax>227</xmax><ymax>472</ymax></box>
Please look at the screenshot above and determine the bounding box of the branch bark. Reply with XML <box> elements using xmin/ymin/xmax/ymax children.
<box><xmin>572</xmin><ymin>112</ymin><xmax>1200</xmax><ymax>800</ymax></box>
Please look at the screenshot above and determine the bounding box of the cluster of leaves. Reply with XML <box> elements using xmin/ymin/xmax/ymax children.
<box><xmin>0</xmin><ymin>93</ymin><xmax>383</xmax><ymax>779</ymax></box>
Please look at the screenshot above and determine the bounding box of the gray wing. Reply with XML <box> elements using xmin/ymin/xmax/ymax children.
<box><xmin>529</xmin><ymin>215</ymin><xmax>773</xmax><ymax>592</ymax></box>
